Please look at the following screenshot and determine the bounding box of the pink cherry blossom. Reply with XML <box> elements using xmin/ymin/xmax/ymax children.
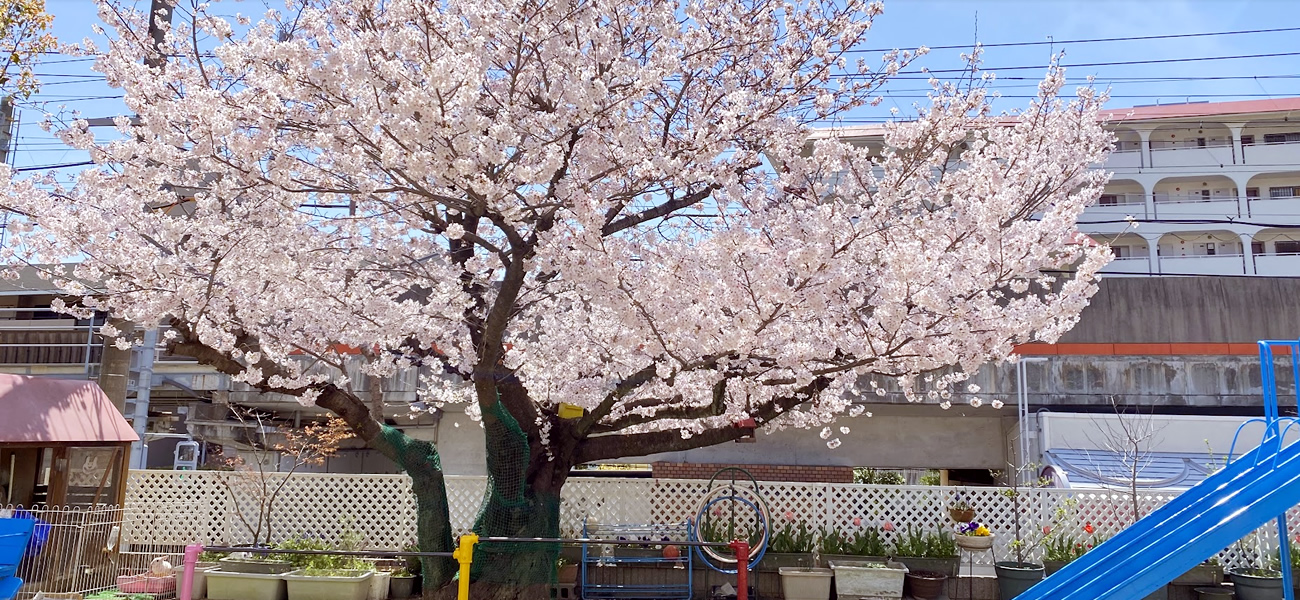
<box><xmin>0</xmin><ymin>0</ymin><xmax>1112</xmax><ymax>573</ymax></box>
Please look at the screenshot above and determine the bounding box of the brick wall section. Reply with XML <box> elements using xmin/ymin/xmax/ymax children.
<box><xmin>650</xmin><ymin>462</ymin><xmax>854</xmax><ymax>483</ymax></box>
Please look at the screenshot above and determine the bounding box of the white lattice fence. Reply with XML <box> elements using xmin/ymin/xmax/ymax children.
<box><xmin>125</xmin><ymin>470</ymin><xmax>1300</xmax><ymax>568</ymax></box>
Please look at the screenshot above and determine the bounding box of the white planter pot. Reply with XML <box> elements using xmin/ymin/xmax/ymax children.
<box><xmin>206</xmin><ymin>569</ymin><xmax>299</xmax><ymax>600</ymax></box>
<box><xmin>366</xmin><ymin>571</ymin><xmax>390</xmax><ymax>600</ymax></box>
<box><xmin>828</xmin><ymin>560</ymin><xmax>908</xmax><ymax>600</ymax></box>
<box><xmin>780</xmin><ymin>567</ymin><xmax>833</xmax><ymax>600</ymax></box>
<box><xmin>285</xmin><ymin>570</ymin><xmax>374</xmax><ymax>600</ymax></box>
<box><xmin>174</xmin><ymin>563</ymin><xmax>220</xmax><ymax>599</ymax></box>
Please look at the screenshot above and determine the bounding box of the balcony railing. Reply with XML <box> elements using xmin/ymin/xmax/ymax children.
<box><xmin>1157</xmin><ymin>254</ymin><xmax>1245</xmax><ymax>275</ymax></box>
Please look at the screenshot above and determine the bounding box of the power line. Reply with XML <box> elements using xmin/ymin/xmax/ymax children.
<box><xmin>846</xmin><ymin>26</ymin><xmax>1300</xmax><ymax>54</ymax></box>
<box><xmin>857</xmin><ymin>52</ymin><xmax>1300</xmax><ymax>78</ymax></box>
<box><xmin>13</xmin><ymin>161</ymin><xmax>94</xmax><ymax>171</ymax></box>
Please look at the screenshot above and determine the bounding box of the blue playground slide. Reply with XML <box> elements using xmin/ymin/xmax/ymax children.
<box><xmin>1019</xmin><ymin>340</ymin><xmax>1300</xmax><ymax>600</ymax></box>
<box><xmin>0</xmin><ymin>516</ymin><xmax>36</xmax><ymax>600</ymax></box>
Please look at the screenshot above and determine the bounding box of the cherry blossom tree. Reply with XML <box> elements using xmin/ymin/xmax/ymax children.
<box><xmin>0</xmin><ymin>0</ymin><xmax>1113</xmax><ymax>596</ymax></box>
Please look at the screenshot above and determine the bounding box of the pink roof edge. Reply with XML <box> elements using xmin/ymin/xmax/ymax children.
<box><xmin>0</xmin><ymin>374</ymin><xmax>137</xmax><ymax>444</ymax></box>
<box><xmin>813</xmin><ymin>97</ymin><xmax>1300</xmax><ymax>139</ymax></box>
<box><xmin>1099</xmin><ymin>97</ymin><xmax>1300</xmax><ymax>122</ymax></box>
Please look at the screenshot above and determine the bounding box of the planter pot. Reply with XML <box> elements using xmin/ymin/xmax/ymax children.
<box><xmin>949</xmin><ymin>508</ymin><xmax>975</xmax><ymax>523</ymax></box>
<box><xmin>218</xmin><ymin>556</ymin><xmax>296</xmax><ymax>575</ymax></box>
<box><xmin>821</xmin><ymin>553</ymin><xmax>888</xmax><ymax>566</ymax></box>
<box><xmin>1174</xmin><ymin>563</ymin><xmax>1223</xmax><ymax>586</ymax></box>
<box><xmin>389</xmin><ymin>575</ymin><xmax>417</xmax><ymax>600</ymax></box>
<box><xmin>557</xmin><ymin>564</ymin><xmax>578</xmax><ymax>584</ymax></box>
<box><xmin>285</xmin><ymin>570</ymin><xmax>374</xmax><ymax>600</ymax></box>
<box><xmin>955</xmin><ymin>535</ymin><xmax>994</xmax><ymax>551</ymax></box>
<box><xmin>174</xmin><ymin>562</ymin><xmax>220</xmax><ymax>599</ymax></box>
<box><xmin>904</xmin><ymin>571</ymin><xmax>948</xmax><ymax>600</ymax></box>
<box><xmin>1229</xmin><ymin>569</ymin><xmax>1284</xmax><ymax>600</ymax></box>
<box><xmin>779</xmin><ymin>567</ymin><xmax>833</xmax><ymax>600</ymax></box>
<box><xmin>1043</xmin><ymin>559</ymin><xmax>1069</xmax><ymax>575</ymax></box>
<box><xmin>827</xmin><ymin>559</ymin><xmax>907</xmax><ymax>600</ymax></box>
<box><xmin>207</xmin><ymin>569</ymin><xmax>299</xmax><ymax>600</ymax></box>
<box><xmin>994</xmin><ymin>562</ymin><xmax>1045</xmax><ymax>600</ymax></box>
<box><xmin>896</xmin><ymin>556</ymin><xmax>959</xmax><ymax>578</ymax></box>
<box><xmin>758</xmin><ymin>552</ymin><xmax>818</xmax><ymax>572</ymax></box>
<box><xmin>366</xmin><ymin>571</ymin><xmax>390</xmax><ymax>600</ymax></box>
<box><xmin>1193</xmin><ymin>587</ymin><xmax>1233</xmax><ymax>600</ymax></box>
<box><xmin>117</xmin><ymin>574</ymin><xmax>177</xmax><ymax>594</ymax></box>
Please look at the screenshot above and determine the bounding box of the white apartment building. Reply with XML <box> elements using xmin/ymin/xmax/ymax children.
<box><xmin>1089</xmin><ymin>97</ymin><xmax>1300</xmax><ymax>277</ymax></box>
<box><xmin>819</xmin><ymin>97</ymin><xmax>1300</xmax><ymax>277</ymax></box>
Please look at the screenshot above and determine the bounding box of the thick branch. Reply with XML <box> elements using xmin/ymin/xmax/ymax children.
<box><xmin>576</xmin><ymin>376</ymin><xmax>830</xmax><ymax>462</ymax></box>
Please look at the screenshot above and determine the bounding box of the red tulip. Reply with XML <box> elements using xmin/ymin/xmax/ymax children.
<box><xmin>1084</xmin><ymin>523</ymin><xmax>1095</xmax><ymax>534</ymax></box>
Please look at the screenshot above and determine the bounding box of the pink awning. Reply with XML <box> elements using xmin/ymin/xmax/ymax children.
<box><xmin>0</xmin><ymin>374</ymin><xmax>137</xmax><ymax>444</ymax></box>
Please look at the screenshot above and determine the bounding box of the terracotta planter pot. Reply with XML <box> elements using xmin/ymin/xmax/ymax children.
<box><xmin>556</xmin><ymin>564</ymin><xmax>578</xmax><ymax>584</ymax></box>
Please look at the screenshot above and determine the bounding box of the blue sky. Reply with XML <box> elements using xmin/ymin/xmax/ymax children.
<box><xmin>11</xmin><ymin>0</ymin><xmax>1300</xmax><ymax>173</ymax></box>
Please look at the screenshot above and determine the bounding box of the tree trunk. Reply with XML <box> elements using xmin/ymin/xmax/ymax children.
<box><xmin>451</xmin><ymin>397</ymin><xmax>570</xmax><ymax>600</ymax></box>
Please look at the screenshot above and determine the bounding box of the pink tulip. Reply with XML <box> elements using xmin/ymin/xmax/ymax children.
<box><xmin>882</xmin><ymin>521</ymin><xmax>895</xmax><ymax>532</ymax></box>
<box><xmin>1043</xmin><ymin>526</ymin><xmax>1051</xmax><ymax>535</ymax></box>
<box><xmin>852</xmin><ymin>517</ymin><xmax>862</xmax><ymax>527</ymax></box>
<box><xmin>783</xmin><ymin>511</ymin><xmax>794</xmax><ymax>522</ymax></box>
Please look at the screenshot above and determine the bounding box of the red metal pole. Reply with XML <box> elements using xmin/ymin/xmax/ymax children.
<box><xmin>179</xmin><ymin>543</ymin><xmax>203</xmax><ymax>600</ymax></box>
<box><xmin>730</xmin><ymin>540</ymin><xmax>749</xmax><ymax>600</ymax></box>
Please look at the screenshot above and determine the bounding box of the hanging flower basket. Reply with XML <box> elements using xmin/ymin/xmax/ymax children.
<box><xmin>948</xmin><ymin>508</ymin><xmax>975</xmax><ymax>523</ymax></box>
<box><xmin>955</xmin><ymin>534</ymin><xmax>994</xmax><ymax>551</ymax></box>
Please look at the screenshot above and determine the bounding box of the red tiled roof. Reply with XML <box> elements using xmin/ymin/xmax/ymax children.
<box><xmin>0</xmin><ymin>374</ymin><xmax>137</xmax><ymax>444</ymax></box>
<box><xmin>1099</xmin><ymin>97</ymin><xmax>1300</xmax><ymax>122</ymax></box>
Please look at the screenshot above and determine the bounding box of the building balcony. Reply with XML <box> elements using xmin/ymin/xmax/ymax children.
<box><xmin>1106</xmin><ymin>149</ymin><xmax>1142</xmax><ymax>170</ymax></box>
<box><xmin>1099</xmin><ymin>256</ymin><xmax>1153</xmax><ymax>275</ymax></box>
<box><xmin>1242</xmin><ymin>140</ymin><xmax>1300</xmax><ymax>167</ymax></box>
<box><xmin>1158</xmin><ymin>254</ymin><xmax>1246</xmax><ymax>275</ymax></box>
<box><xmin>1087</xmin><ymin>193</ymin><xmax>1148</xmax><ymax>218</ymax></box>
<box><xmin>1247</xmin><ymin>195</ymin><xmax>1300</xmax><ymax>219</ymax></box>
<box><xmin>1149</xmin><ymin>144</ymin><xmax>1235</xmax><ymax>168</ymax></box>
<box><xmin>1151</xmin><ymin>194</ymin><xmax>1242</xmax><ymax>218</ymax></box>
<box><xmin>1252</xmin><ymin>253</ymin><xmax>1300</xmax><ymax>276</ymax></box>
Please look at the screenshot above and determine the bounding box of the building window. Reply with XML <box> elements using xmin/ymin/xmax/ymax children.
<box><xmin>1111</xmin><ymin>246</ymin><xmax>1131</xmax><ymax>258</ymax></box>
<box><xmin>1264</xmin><ymin>132</ymin><xmax>1300</xmax><ymax>144</ymax></box>
<box><xmin>1276</xmin><ymin>241</ymin><xmax>1300</xmax><ymax>255</ymax></box>
<box><xmin>1269</xmin><ymin>187</ymin><xmax>1300</xmax><ymax>199</ymax></box>
<box><xmin>1247</xmin><ymin>187</ymin><xmax>1260</xmax><ymax>198</ymax></box>
<box><xmin>1201</xmin><ymin>189</ymin><xmax>1212</xmax><ymax>199</ymax></box>
<box><xmin>1242</xmin><ymin>135</ymin><xmax>1255</xmax><ymax>146</ymax></box>
<box><xmin>1196</xmin><ymin>137</ymin><xmax>1207</xmax><ymax>148</ymax></box>
<box><xmin>1252</xmin><ymin>242</ymin><xmax>1265</xmax><ymax>255</ymax></box>
<box><xmin>1099</xmin><ymin>194</ymin><xmax>1119</xmax><ymax>206</ymax></box>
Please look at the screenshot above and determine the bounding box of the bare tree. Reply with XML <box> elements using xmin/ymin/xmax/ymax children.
<box><xmin>1085</xmin><ymin>397</ymin><xmax>1166</xmax><ymax>525</ymax></box>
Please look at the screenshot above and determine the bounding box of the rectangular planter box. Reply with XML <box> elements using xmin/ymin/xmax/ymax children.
<box><xmin>828</xmin><ymin>559</ymin><xmax>908</xmax><ymax>600</ymax></box>
<box><xmin>780</xmin><ymin>567</ymin><xmax>834</xmax><ymax>600</ymax></box>
<box><xmin>207</xmin><ymin>569</ymin><xmax>299</xmax><ymax>600</ymax></box>
<box><xmin>117</xmin><ymin>574</ymin><xmax>176</xmax><ymax>594</ymax></box>
<box><xmin>1173</xmin><ymin>564</ymin><xmax>1223</xmax><ymax>586</ymax></box>
<box><xmin>218</xmin><ymin>556</ymin><xmax>296</xmax><ymax>575</ymax></box>
<box><xmin>285</xmin><ymin>570</ymin><xmax>374</xmax><ymax>600</ymax></box>
<box><xmin>366</xmin><ymin>571</ymin><xmax>390</xmax><ymax>600</ymax></box>
<box><xmin>174</xmin><ymin>563</ymin><xmax>220</xmax><ymax>599</ymax></box>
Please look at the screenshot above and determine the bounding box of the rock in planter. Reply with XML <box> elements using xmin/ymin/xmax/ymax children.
<box><xmin>206</xmin><ymin>569</ymin><xmax>299</xmax><ymax>600</ymax></box>
<box><xmin>284</xmin><ymin>570</ymin><xmax>374</xmax><ymax>600</ymax></box>
<box><xmin>994</xmin><ymin>561</ymin><xmax>1044</xmax><ymax>600</ymax></box>
<box><xmin>1229</xmin><ymin>568</ymin><xmax>1284</xmax><ymax>600</ymax></box>
<box><xmin>828</xmin><ymin>559</ymin><xmax>907</xmax><ymax>600</ymax></box>
<box><xmin>904</xmin><ymin>570</ymin><xmax>947</xmax><ymax>600</ymax></box>
<box><xmin>779</xmin><ymin>567</ymin><xmax>833</xmax><ymax>600</ymax></box>
<box><xmin>388</xmin><ymin>574</ymin><xmax>417</xmax><ymax>600</ymax></box>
